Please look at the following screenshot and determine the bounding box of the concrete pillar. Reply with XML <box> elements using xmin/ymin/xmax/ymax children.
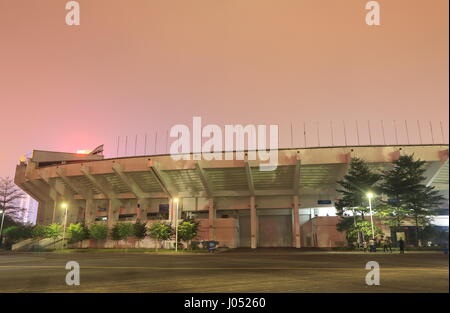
<box><xmin>208</xmin><ymin>198</ymin><xmax>215</xmax><ymax>241</ymax></box>
<box><xmin>36</xmin><ymin>201</ymin><xmax>46</xmax><ymax>225</ymax></box>
<box><xmin>250</xmin><ymin>196</ymin><xmax>257</xmax><ymax>249</ymax></box>
<box><xmin>51</xmin><ymin>195</ymin><xmax>59</xmax><ymax>224</ymax></box>
<box><xmin>44</xmin><ymin>200</ymin><xmax>54</xmax><ymax>225</ymax></box>
<box><xmin>107</xmin><ymin>199</ymin><xmax>121</xmax><ymax>228</ymax></box>
<box><xmin>292</xmin><ymin>195</ymin><xmax>301</xmax><ymax>248</ymax></box>
<box><xmin>85</xmin><ymin>198</ymin><xmax>96</xmax><ymax>225</ymax></box>
<box><xmin>136</xmin><ymin>198</ymin><xmax>149</xmax><ymax>221</ymax></box>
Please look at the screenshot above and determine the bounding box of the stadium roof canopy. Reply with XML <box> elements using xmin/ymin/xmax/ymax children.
<box><xmin>15</xmin><ymin>145</ymin><xmax>448</xmax><ymax>210</ymax></box>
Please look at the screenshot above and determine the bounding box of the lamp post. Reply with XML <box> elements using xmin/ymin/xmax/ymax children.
<box><xmin>0</xmin><ymin>209</ymin><xmax>5</xmax><ymax>246</ymax></box>
<box><xmin>174</xmin><ymin>198</ymin><xmax>179</xmax><ymax>252</ymax></box>
<box><xmin>366</xmin><ymin>192</ymin><xmax>375</xmax><ymax>239</ymax></box>
<box><xmin>61</xmin><ymin>202</ymin><xmax>68</xmax><ymax>250</ymax></box>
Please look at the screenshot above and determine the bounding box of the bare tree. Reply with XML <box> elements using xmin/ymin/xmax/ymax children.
<box><xmin>0</xmin><ymin>177</ymin><xmax>26</xmax><ymax>242</ymax></box>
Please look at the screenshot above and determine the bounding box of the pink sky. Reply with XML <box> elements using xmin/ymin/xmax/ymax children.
<box><xmin>0</xmin><ymin>0</ymin><xmax>448</xmax><ymax>178</ymax></box>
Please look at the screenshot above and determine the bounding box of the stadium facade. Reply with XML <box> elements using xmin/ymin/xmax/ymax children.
<box><xmin>14</xmin><ymin>144</ymin><xmax>449</xmax><ymax>248</ymax></box>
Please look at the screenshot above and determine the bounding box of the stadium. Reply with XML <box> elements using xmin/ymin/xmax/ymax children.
<box><xmin>14</xmin><ymin>144</ymin><xmax>449</xmax><ymax>249</ymax></box>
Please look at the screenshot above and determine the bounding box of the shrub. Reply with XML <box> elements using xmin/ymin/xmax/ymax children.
<box><xmin>89</xmin><ymin>223</ymin><xmax>108</xmax><ymax>241</ymax></box>
<box><xmin>3</xmin><ymin>225</ymin><xmax>33</xmax><ymax>243</ymax></box>
<box><xmin>148</xmin><ymin>222</ymin><xmax>173</xmax><ymax>251</ymax></box>
<box><xmin>67</xmin><ymin>223</ymin><xmax>89</xmax><ymax>244</ymax></box>
<box><xmin>45</xmin><ymin>224</ymin><xmax>62</xmax><ymax>240</ymax></box>
<box><xmin>45</xmin><ymin>224</ymin><xmax>63</xmax><ymax>249</ymax></box>
<box><xmin>110</xmin><ymin>223</ymin><xmax>134</xmax><ymax>241</ymax></box>
<box><xmin>177</xmin><ymin>219</ymin><xmax>200</xmax><ymax>249</ymax></box>
<box><xmin>32</xmin><ymin>225</ymin><xmax>47</xmax><ymax>239</ymax></box>
<box><xmin>133</xmin><ymin>220</ymin><xmax>147</xmax><ymax>242</ymax></box>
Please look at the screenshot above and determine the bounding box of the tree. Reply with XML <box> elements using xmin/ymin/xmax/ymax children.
<box><xmin>32</xmin><ymin>224</ymin><xmax>48</xmax><ymax>239</ymax></box>
<box><xmin>89</xmin><ymin>223</ymin><xmax>108</xmax><ymax>241</ymax></box>
<box><xmin>0</xmin><ymin>177</ymin><xmax>26</xmax><ymax>244</ymax></box>
<box><xmin>133</xmin><ymin>220</ymin><xmax>147</xmax><ymax>247</ymax></box>
<box><xmin>110</xmin><ymin>223</ymin><xmax>134</xmax><ymax>245</ymax></box>
<box><xmin>177</xmin><ymin>218</ymin><xmax>199</xmax><ymax>249</ymax></box>
<box><xmin>148</xmin><ymin>222</ymin><xmax>173</xmax><ymax>251</ymax></box>
<box><xmin>379</xmin><ymin>154</ymin><xmax>446</xmax><ymax>246</ymax></box>
<box><xmin>337</xmin><ymin>217</ymin><xmax>383</xmax><ymax>243</ymax></box>
<box><xmin>45</xmin><ymin>224</ymin><xmax>62</xmax><ymax>249</ymax></box>
<box><xmin>3</xmin><ymin>224</ymin><xmax>33</xmax><ymax>244</ymax></box>
<box><xmin>335</xmin><ymin>158</ymin><xmax>381</xmax><ymax>241</ymax></box>
<box><xmin>110</xmin><ymin>224</ymin><xmax>121</xmax><ymax>242</ymax></box>
<box><xmin>67</xmin><ymin>223</ymin><xmax>89</xmax><ymax>245</ymax></box>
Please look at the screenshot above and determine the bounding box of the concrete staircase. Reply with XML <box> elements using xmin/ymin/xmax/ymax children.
<box><xmin>12</xmin><ymin>237</ymin><xmax>68</xmax><ymax>251</ymax></box>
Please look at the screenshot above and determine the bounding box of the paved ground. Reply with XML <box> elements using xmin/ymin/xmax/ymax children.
<box><xmin>0</xmin><ymin>249</ymin><xmax>447</xmax><ymax>293</ymax></box>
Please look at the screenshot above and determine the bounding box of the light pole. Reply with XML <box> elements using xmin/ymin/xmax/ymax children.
<box><xmin>0</xmin><ymin>209</ymin><xmax>5</xmax><ymax>246</ymax></box>
<box><xmin>174</xmin><ymin>198</ymin><xmax>179</xmax><ymax>252</ymax></box>
<box><xmin>61</xmin><ymin>202</ymin><xmax>68</xmax><ymax>250</ymax></box>
<box><xmin>366</xmin><ymin>192</ymin><xmax>375</xmax><ymax>239</ymax></box>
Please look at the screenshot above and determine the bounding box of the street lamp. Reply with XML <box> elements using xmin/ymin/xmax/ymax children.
<box><xmin>61</xmin><ymin>202</ymin><xmax>69</xmax><ymax>250</ymax></box>
<box><xmin>0</xmin><ymin>208</ymin><xmax>5</xmax><ymax>246</ymax></box>
<box><xmin>173</xmin><ymin>198</ymin><xmax>179</xmax><ymax>252</ymax></box>
<box><xmin>366</xmin><ymin>192</ymin><xmax>375</xmax><ymax>239</ymax></box>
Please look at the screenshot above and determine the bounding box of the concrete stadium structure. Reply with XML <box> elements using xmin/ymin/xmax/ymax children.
<box><xmin>14</xmin><ymin>144</ymin><xmax>449</xmax><ymax>248</ymax></box>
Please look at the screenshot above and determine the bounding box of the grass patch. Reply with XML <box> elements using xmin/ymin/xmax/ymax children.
<box><xmin>331</xmin><ymin>246</ymin><xmax>444</xmax><ymax>252</ymax></box>
<box><xmin>53</xmin><ymin>248</ymin><xmax>209</xmax><ymax>254</ymax></box>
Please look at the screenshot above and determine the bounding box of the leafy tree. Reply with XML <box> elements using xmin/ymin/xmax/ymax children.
<box><xmin>111</xmin><ymin>223</ymin><xmax>134</xmax><ymax>242</ymax></box>
<box><xmin>3</xmin><ymin>225</ymin><xmax>33</xmax><ymax>243</ymax></box>
<box><xmin>148</xmin><ymin>222</ymin><xmax>173</xmax><ymax>251</ymax></box>
<box><xmin>177</xmin><ymin>219</ymin><xmax>200</xmax><ymax>249</ymax></box>
<box><xmin>335</xmin><ymin>158</ymin><xmax>381</xmax><ymax>241</ymax></box>
<box><xmin>379</xmin><ymin>155</ymin><xmax>446</xmax><ymax>246</ymax></box>
<box><xmin>338</xmin><ymin>217</ymin><xmax>383</xmax><ymax>243</ymax></box>
<box><xmin>335</xmin><ymin>158</ymin><xmax>381</xmax><ymax>216</ymax></box>
<box><xmin>89</xmin><ymin>223</ymin><xmax>108</xmax><ymax>241</ymax></box>
<box><xmin>133</xmin><ymin>220</ymin><xmax>147</xmax><ymax>247</ymax></box>
<box><xmin>110</xmin><ymin>224</ymin><xmax>121</xmax><ymax>241</ymax></box>
<box><xmin>375</xmin><ymin>204</ymin><xmax>409</xmax><ymax>228</ymax></box>
<box><xmin>32</xmin><ymin>224</ymin><xmax>48</xmax><ymax>239</ymax></box>
<box><xmin>119</xmin><ymin>223</ymin><xmax>134</xmax><ymax>240</ymax></box>
<box><xmin>67</xmin><ymin>223</ymin><xmax>89</xmax><ymax>244</ymax></box>
<box><xmin>0</xmin><ymin>177</ymin><xmax>26</xmax><ymax>244</ymax></box>
<box><xmin>45</xmin><ymin>224</ymin><xmax>62</xmax><ymax>249</ymax></box>
<box><xmin>420</xmin><ymin>225</ymin><xmax>449</xmax><ymax>246</ymax></box>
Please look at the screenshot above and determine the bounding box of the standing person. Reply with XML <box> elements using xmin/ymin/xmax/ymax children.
<box><xmin>362</xmin><ymin>240</ymin><xmax>368</xmax><ymax>253</ymax></box>
<box><xmin>398</xmin><ymin>238</ymin><xmax>405</xmax><ymax>254</ymax></box>
<box><xmin>369</xmin><ymin>238</ymin><xmax>375</xmax><ymax>252</ymax></box>
<box><xmin>385</xmin><ymin>237</ymin><xmax>393</xmax><ymax>253</ymax></box>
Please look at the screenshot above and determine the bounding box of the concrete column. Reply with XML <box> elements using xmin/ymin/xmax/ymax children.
<box><xmin>85</xmin><ymin>198</ymin><xmax>96</xmax><ymax>225</ymax></box>
<box><xmin>292</xmin><ymin>195</ymin><xmax>301</xmax><ymax>248</ymax></box>
<box><xmin>44</xmin><ymin>200</ymin><xmax>54</xmax><ymax>225</ymax></box>
<box><xmin>208</xmin><ymin>198</ymin><xmax>215</xmax><ymax>241</ymax></box>
<box><xmin>250</xmin><ymin>196</ymin><xmax>257</xmax><ymax>249</ymax></box>
<box><xmin>36</xmin><ymin>201</ymin><xmax>46</xmax><ymax>225</ymax></box>
<box><xmin>136</xmin><ymin>198</ymin><xmax>149</xmax><ymax>221</ymax></box>
<box><xmin>107</xmin><ymin>199</ymin><xmax>121</xmax><ymax>228</ymax></box>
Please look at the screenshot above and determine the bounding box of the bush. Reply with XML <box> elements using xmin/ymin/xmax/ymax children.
<box><xmin>89</xmin><ymin>223</ymin><xmax>108</xmax><ymax>241</ymax></box>
<box><xmin>45</xmin><ymin>224</ymin><xmax>63</xmax><ymax>249</ymax></box>
<box><xmin>45</xmin><ymin>224</ymin><xmax>62</xmax><ymax>240</ymax></box>
<box><xmin>67</xmin><ymin>223</ymin><xmax>89</xmax><ymax>244</ymax></box>
<box><xmin>32</xmin><ymin>225</ymin><xmax>47</xmax><ymax>239</ymax></box>
<box><xmin>111</xmin><ymin>223</ymin><xmax>134</xmax><ymax>241</ymax></box>
<box><xmin>133</xmin><ymin>220</ymin><xmax>147</xmax><ymax>240</ymax></box>
<box><xmin>3</xmin><ymin>225</ymin><xmax>33</xmax><ymax>243</ymax></box>
<box><xmin>177</xmin><ymin>219</ymin><xmax>200</xmax><ymax>249</ymax></box>
<box><xmin>148</xmin><ymin>222</ymin><xmax>173</xmax><ymax>251</ymax></box>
